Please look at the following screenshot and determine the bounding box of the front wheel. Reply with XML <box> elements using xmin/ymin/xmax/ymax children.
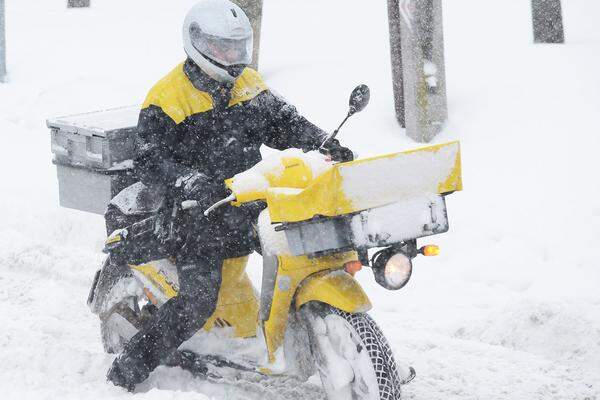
<box><xmin>301</xmin><ymin>302</ymin><xmax>405</xmax><ymax>400</ymax></box>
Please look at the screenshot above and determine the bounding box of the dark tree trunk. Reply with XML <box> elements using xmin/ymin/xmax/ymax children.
<box><xmin>532</xmin><ymin>0</ymin><xmax>565</xmax><ymax>43</ymax></box>
<box><xmin>68</xmin><ymin>0</ymin><xmax>90</xmax><ymax>8</ymax></box>
<box><xmin>231</xmin><ymin>0</ymin><xmax>263</xmax><ymax>70</ymax></box>
<box><xmin>0</xmin><ymin>0</ymin><xmax>5</xmax><ymax>82</ymax></box>
<box><xmin>387</xmin><ymin>0</ymin><xmax>405</xmax><ymax>127</ymax></box>
<box><xmin>388</xmin><ymin>0</ymin><xmax>448</xmax><ymax>143</ymax></box>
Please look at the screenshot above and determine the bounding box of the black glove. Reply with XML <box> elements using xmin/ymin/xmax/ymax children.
<box><xmin>175</xmin><ymin>171</ymin><xmax>228</xmax><ymax>210</ymax></box>
<box><xmin>320</xmin><ymin>138</ymin><xmax>354</xmax><ymax>162</ymax></box>
<box><xmin>174</xmin><ymin>171</ymin><xmax>259</xmax><ymax>257</ymax></box>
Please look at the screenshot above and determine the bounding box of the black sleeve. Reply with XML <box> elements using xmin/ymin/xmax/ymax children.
<box><xmin>134</xmin><ymin>105</ymin><xmax>195</xmax><ymax>185</ymax></box>
<box><xmin>258</xmin><ymin>91</ymin><xmax>327</xmax><ymax>152</ymax></box>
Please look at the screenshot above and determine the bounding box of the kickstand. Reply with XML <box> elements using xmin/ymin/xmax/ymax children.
<box><xmin>168</xmin><ymin>350</ymin><xmax>260</xmax><ymax>379</ymax></box>
<box><xmin>164</xmin><ymin>350</ymin><xmax>209</xmax><ymax>377</ymax></box>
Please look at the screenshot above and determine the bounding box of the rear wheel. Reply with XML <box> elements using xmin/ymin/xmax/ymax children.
<box><xmin>100</xmin><ymin>297</ymin><xmax>141</xmax><ymax>353</ymax></box>
<box><xmin>94</xmin><ymin>260</ymin><xmax>145</xmax><ymax>353</ymax></box>
<box><xmin>301</xmin><ymin>302</ymin><xmax>404</xmax><ymax>400</ymax></box>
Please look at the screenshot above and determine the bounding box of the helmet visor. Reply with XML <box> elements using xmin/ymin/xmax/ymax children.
<box><xmin>189</xmin><ymin>23</ymin><xmax>252</xmax><ymax>66</ymax></box>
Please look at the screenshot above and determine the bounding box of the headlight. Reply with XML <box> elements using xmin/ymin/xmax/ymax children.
<box><xmin>372</xmin><ymin>248</ymin><xmax>413</xmax><ymax>290</ymax></box>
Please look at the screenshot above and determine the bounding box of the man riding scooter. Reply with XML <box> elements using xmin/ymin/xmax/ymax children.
<box><xmin>106</xmin><ymin>0</ymin><xmax>353</xmax><ymax>391</ymax></box>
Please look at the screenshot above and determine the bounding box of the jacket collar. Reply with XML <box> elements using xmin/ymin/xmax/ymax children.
<box><xmin>183</xmin><ymin>59</ymin><xmax>234</xmax><ymax>110</ymax></box>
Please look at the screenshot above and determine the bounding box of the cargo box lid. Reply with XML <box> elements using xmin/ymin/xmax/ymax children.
<box><xmin>47</xmin><ymin>105</ymin><xmax>140</xmax><ymax>138</ymax></box>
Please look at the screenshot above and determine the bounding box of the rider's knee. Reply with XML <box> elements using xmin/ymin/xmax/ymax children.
<box><xmin>180</xmin><ymin>274</ymin><xmax>220</xmax><ymax>315</ymax></box>
<box><xmin>187</xmin><ymin>286</ymin><xmax>218</xmax><ymax>312</ymax></box>
<box><xmin>175</xmin><ymin>260</ymin><xmax>222</xmax><ymax>327</ymax></box>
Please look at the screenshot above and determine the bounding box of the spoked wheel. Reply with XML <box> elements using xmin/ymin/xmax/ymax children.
<box><xmin>100</xmin><ymin>296</ymin><xmax>141</xmax><ymax>353</ymax></box>
<box><xmin>301</xmin><ymin>302</ymin><xmax>406</xmax><ymax>400</ymax></box>
<box><xmin>94</xmin><ymin>260</ymin><xmax>148</xmax><ymax>353</ymax></box>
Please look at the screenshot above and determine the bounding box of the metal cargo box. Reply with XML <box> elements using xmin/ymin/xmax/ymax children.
<box><xmin>55</xmin><ymin>164</ymin><xmax>137</xmax><ymax>215</ymax></box>
<box><xmin>49</xmin><ymin>106</ymin><xmax>140</xmax><ymax>169</ymax></box>
<box><xmin>48</xmin><ymin>106</ymin><xmax>141</xmax><ymax>215</ymax></box>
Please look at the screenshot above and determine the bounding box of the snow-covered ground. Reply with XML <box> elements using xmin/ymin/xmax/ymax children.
<box><xmin>1</xmin><ymin>0</ymin><xmax>599</xmax><ymax>399</ymax></box>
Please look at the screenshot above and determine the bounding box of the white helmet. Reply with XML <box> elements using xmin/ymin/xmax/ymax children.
<box><xmin>183</xmin><ymin>0</ymin><xmax>253</xmax><ymax>83</ymax></box>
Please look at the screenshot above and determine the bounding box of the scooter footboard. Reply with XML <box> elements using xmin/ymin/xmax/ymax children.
<box><xmin>295</xmin><ymin>270</ymin><xmax>372</xmax><ymax>313</ymax></box>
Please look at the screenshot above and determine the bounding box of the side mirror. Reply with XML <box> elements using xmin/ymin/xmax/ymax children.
<box><xmin>348</xmin><ymin>84</ymin><xmax>370</xmax><ymax>115</ymax></box>
<box><xmin>319</xmin><ymin>84</ymin><xmax>371</xmax><ymax>151</ymax></box>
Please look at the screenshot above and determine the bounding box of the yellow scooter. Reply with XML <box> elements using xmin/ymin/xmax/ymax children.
<box><xmin>88</xmin><ymin>86</ymin><xmax>462</xmax><ymax>400</ymax></box>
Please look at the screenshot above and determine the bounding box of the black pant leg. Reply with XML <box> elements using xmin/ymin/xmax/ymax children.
<box><xmin>118</xmin><ymin>254</ymin><xmax>224</xmax><ymax>372</ymax></box>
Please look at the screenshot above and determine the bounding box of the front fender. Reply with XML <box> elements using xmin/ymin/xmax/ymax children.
<box><xmin>295</xmin><ymin>270</ymin><xmax>372</xmax><ymax>313</ymax></box>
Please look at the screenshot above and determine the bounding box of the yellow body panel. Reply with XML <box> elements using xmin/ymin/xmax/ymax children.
<box><xmin>131</xmin><ymin>263</ymin><xmax>178</xmax><ymax>299</ymax></box>
<box><xmin>261</xmin><ymin>251</ymin><xmax>363</xmax><ymax>363</ymax></box>
<box><xmin>226</xmin><ymin>155</ymin><xmax>316</xmax><ymax>204</ymax></box>
<box><xmin>204</xmin><ymin>298</ymin><xmax>258</xmax><ymax>337</ymax></box>
<box><xmin>213</xmin><ymin>257</ymin><xmax>257</xmax><ymax>306</ymax></box>
<box><xmin>265</xmin><ymin>166</ymin><xmax>351</xmax><ymax>223</ymax></box>
<box><xmin>294</xmin><ymin>270</ymin><xmax>372</xmax><ymax>313</ymax></box>
<box><xmin>132</xmin><ymin>256</ymin><xmax>259</xmax><ymax>338</ymax></box>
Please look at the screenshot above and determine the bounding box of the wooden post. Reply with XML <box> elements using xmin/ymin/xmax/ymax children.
<box><xmin>395</xmin><ymin>0</ymin><xmax>448</xmax><ymax>143</ymax></box>
<box><xmin>0</xmin><ymin>0</ymin><xmax>5</xmax><ymax>82</ymax></box>
<box><xmin>532</xmin><ymin>0</ymin><xmax>564</xmax><ymax>43</ymax></box>
<box><xmin>231</xmin><ymin>0</ymin><xmax>263</xmax><ymax>70</ymax></box>
<box><xmin>387</xmin><ymin>0</ymin><xmax>406</xmax><ymax>127</ymax></box>
<box><xmin>67</xmin><ymin>0</ymin><xmax>90</xmax><ymax>8</ymax></box>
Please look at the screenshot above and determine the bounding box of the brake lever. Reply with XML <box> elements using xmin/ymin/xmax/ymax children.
<box><xmin>181</xmin><ymin>194</ymin><xmax>237</xmax><ymax>216</ymax></box>
<box><xmin>203</xmin><ymin>194</ymin><xmax>237</xmax><ymax>216</ymax></box>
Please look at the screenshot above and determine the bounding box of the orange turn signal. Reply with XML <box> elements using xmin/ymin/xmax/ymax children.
<box><xmin>421</xmin><ymin>245</ymin><xmax>440</xmax><ymax>257</ymax></box>
<box><xmin>344</xmin><ymin>260</ymin><xmax>363</xmax><ymax>275</ymax></box>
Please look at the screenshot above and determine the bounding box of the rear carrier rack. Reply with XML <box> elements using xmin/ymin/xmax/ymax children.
<box><xmin>281</xmin><ymin>194</ymin><xmax>449</xmax><ymax>257</ymax></box>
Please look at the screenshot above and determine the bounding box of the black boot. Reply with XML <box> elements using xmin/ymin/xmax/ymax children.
<box><xmin>107</xmin><ymin>351</ymin><xmax>151</xmax><ymax>392</ymax></box>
